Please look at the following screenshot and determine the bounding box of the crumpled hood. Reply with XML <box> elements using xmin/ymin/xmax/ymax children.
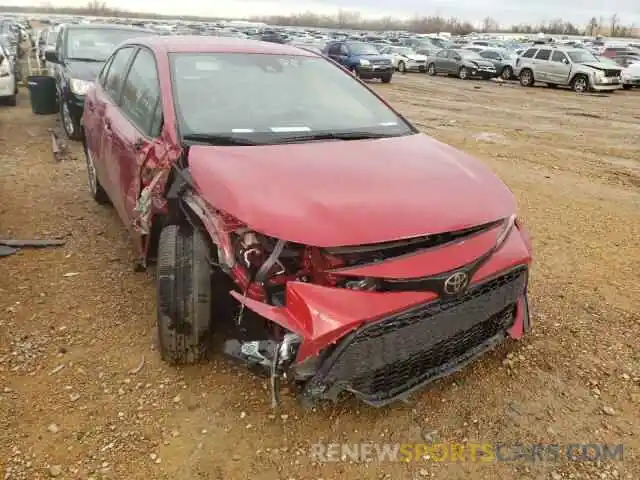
<box><xmin>187</xmin><ymin>133</ymin><xmax>516</xmax><ymax>247</ymax></box>
<box><xmin>582</xmin><ymin>62</ymin><xmax>621</xmax><ymax>73</ymax></box>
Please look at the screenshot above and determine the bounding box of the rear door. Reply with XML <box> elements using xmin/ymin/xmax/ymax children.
<box><xmin>106</xmin><ymin>46</ymin><xmax>163</xmax><ymax>233</ymax></box>
<box><xmin>533</xmin><ymin>48</ymin><xmax>552</xmax><ymax>81</ymax></box>
<box><xmin>94</xmin><ymin>46</ymin><xmax>136</xmax><ymax>204</ymax></box>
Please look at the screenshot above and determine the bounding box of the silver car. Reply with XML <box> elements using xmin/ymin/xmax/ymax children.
<box><xmin>516</xmin><ymin>46</ymin><xmax>622</xmax><ymax>92</ymax></box>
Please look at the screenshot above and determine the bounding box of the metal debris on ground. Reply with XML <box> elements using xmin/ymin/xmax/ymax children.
<box><xmin>0</xmin><ymin>238</ymin><xmax>66</xmax><ymax>258</ymax></box>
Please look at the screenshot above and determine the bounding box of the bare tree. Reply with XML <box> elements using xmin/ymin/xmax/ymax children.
<box><xmin>610</xmin><ymin>13</ymin><xmax>619</xmax><ymax>36</ymax></box>
<box><xmin>482</xmin><ymin>16</ymin><xmax>498</xmax><ymax>32</ymax></box>
<box><xmin>588</xmin><ymin>17</ymin><xmax>598</xmax><ymax>36</ymax></box>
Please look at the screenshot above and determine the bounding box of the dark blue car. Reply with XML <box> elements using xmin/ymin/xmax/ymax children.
<box><xmin>324</xmin><ymin>41</ymin><xmax>394</xmax><ymax>83</ymax></box>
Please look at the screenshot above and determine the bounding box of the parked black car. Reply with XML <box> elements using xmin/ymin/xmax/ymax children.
<box><xmin>427</xmin><ymin>49</ymin><xmax>498</xmax><ymax>79</ymax></box>
<box><xmin>45</xmin><ymin>23</ymin><xmax>156</xmax><ymax>140</ymax></box>
<box><xmin>478</xmin><ymin>48</ymin><xmax>518</xmax><ymax>80</ymax></box>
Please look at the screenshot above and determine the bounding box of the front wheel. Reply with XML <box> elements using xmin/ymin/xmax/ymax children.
<box><xmin>501</xmin><ymin>66</ymin><xmax>513</xmax><ymax>80</ymax></box>
<box><xmin>157</xmin><ymin>224</ymin><xmax>212</xmax><ymax>365</ymax></box>
<box><xmin>60</xmin><ymin>100</ymin><xmax>82</xmax><ymax>141</ymax></box>
<box><xmin>427</xmin><ymin>63</ymin><xmax>436</xmax><ymax>76</ymax></box>
<box><xmin>398</xmin><ymin>61</ymin><xmax>406</xmax><ymax>73</ymax></box>
<box><xmin>519</xmin><ymin>69</ymin><xmax>534</xmax><ymax>87</ymax></box>
<box><xmin>571</xmin><ymin>74</ymin><xmax>590</xmax><ymax>93</ymax></box>
<box><xmin>458</xmin><ymin>66</ymin><xmax>470</xmax><ymax>80</ymax></box>
<box><xmin>381</xmin><ymin>74</ymin><xmax>392</xmax><ymax>84</ymax></box>
<box><xmin>3</xmin><ymin>94</ymin><xmax>17</xmax><ymax>106</ymax></box>
<box><xmin>622</xmin><ymin>85</ymin><xmax>632</xmax><ymax>90</ymax></box>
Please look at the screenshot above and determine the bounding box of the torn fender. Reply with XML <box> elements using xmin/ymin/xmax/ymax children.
<box><xmin>130</xmin><ymin>134</ymin><xmax>182</xmax><ymax>259</ymax></box>
<box><xmin>231</xmin><ymin>283</ymin><xmax>437</xmax><ymax>361</ymax></box>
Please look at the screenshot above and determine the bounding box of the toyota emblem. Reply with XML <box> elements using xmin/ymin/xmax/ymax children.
<box><xmin>443</xmin><ymin>271</ymin><xmax>469</xmax><ymax>295</ymax></box>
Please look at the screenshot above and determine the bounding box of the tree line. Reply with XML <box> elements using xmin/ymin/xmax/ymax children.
<box><xmin>0</xmin><ymin>3</ymin><xmax>637</xmax><ymax>38</ymax></box>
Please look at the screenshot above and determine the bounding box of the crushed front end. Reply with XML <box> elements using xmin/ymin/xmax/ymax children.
<box><xmin>201</xmin><ymin>208</ymin><xmax>533</xmax><ymax>407</ymax></box>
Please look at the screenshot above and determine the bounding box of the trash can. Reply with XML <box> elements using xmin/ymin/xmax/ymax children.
<box><xmin>26</xmin><ymin>75</ymin><xmax>57</xmax><ymax>115</ymax></box>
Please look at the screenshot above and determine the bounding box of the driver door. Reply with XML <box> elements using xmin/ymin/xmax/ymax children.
<box><xmin>444</xmin><ymin>50</ymin><xmax>459</xmax><ymax>73</ymax></box>
<box><xmin>548</xmin><ymin>50</ymin><xmax>571</xmax><ymax>84</ymax></box>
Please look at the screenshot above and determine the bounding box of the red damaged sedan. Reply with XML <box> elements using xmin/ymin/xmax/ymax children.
<box><xmin>82</xmin><ymin>36</ymin><xmax>533</xmax><ymax>408</ymax></box>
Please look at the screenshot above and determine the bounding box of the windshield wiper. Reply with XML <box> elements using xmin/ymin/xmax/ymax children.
<box><xmin>182</xmin><ymin>133</ymin><xmax>260</xmax><ymax>146</ymax></box>
<box><xmin>68</xmin><ymin>57</ymin><xmax>104</xmax><ymax>62</ymax></box>
<box><xmin>274</xmin><ymin>131</ymin><xmax>406</xmax><ymax>144</ymax></box>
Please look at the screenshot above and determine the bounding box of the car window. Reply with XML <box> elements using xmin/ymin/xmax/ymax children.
<box><xmin>327</xmin><ymin>43</ymin><xmax>342</xmax><ymax>55</ymax></box>
<box><xmin>98</xmin><ymin>54</ymin><xmax>114</xmax><ymax>86</ymax></box>
<box><xmin>103</xmin><ymin>46</ymin><xmax>135</xmax><ymax>102</ymax></box>
<box><xmin>65</xmin><ymin>28</ymin><xmax>155</xmax><ymax>62</ymax></box>
<box><xmin>551</xmin><ymin>51</ymin><xmax>568</xmax><ymax>63</ymax></box>
<box><xmin>522</xmin><ymin>48</ymin><xmax>537</xmax><ymax>58</ymax></box>
<box><xmin>535</xmin><ymin>49</ymin><xmax>552</xmax><ymax>60</ymax></box>
<box><xmin>120</xmin><ymin>48</ymin><xmax>161</xmax><ymax>136</ymax></box>
<box><xmin>481</xmin><ymin>51</ymin><xmax>498</xmax><ymax>59</ymax></box>
<box><xmin>436</xmin><ymin>50</ymin><xmax>447</xmax><ymax>58</ymax></box>
<box><xmin>169</xmin><ymin>53</ymin><xmax>412</xmax><ymax>141</ymax></box>
<box><xmin>379</xmin><ymin>47</ymin><xmax>389</xmax><ymax>54</ymax></box>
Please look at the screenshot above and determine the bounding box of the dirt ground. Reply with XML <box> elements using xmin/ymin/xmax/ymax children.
<box><xmin>1</xmin><ymin>73</ymin><xmax>639</xmax><ymax>480</ymax></box>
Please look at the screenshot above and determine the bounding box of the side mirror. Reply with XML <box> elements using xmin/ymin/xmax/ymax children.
<box><xmin>44</xmin><ymin>48</ymin><xmax>58</xmax><ymax>63</ymax></box>
<box><xmin>454</xmin><ymin>55</ymin><xmax>461</xmax><ymax>61</ymax></box>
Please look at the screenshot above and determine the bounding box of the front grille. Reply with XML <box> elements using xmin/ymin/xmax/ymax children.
<box><xmin>604</xmin><ymin>69</ymin><xmax>620</xmax><ymax>77</ymax></box>
<box><xmin>307</xmin><ymin>267</ymin><xmax>527</xmax><ymax>405</ymax></box>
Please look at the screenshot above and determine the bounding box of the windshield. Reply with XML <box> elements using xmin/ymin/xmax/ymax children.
<box><xmin>349</xmin><ymin>42</ymin><xmax>380</xmax><ymax>55</ymax></box>
<box><xmin>457</xmin><ymin>50</ymin><xmax>481</xmax><ymax>58</ymax></box>
<box><xmin>567</xmin><ymin>50</ymin><xmax>599</xmax><ymax>63</ymax></box>
<box><xmin>170</xmin><ymin>53</ymin><xmax>413</xmax><ymax>142</ymax></box>
<box><xmin>392</xmin><ymin>47</ymin><xmax>414</xmax><ymax>55</ymax></box>
<box><xmin>65</xmin><ymin>28</ymin><xmax>154</xmax><ymax>61</ymax></box>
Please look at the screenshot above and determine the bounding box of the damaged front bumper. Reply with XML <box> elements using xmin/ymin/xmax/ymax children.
<box><xmin>232</xmin><ymin>259</ymin><xmax>531</xmax><ymax>407</ymax></box>
<box><xmin>300</xmin><ymin>268</ymin><xmax>529</xmax><ymax>407</ymax></box>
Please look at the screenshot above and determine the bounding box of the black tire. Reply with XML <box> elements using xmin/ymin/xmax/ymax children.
<box><xmin>427</xmin><ymin>63</ymin><xmax>436</xmax><ymax>76</ymax></box>
<box><xmin>519</xmin><ymin>69</ymin><xmax>534</xmax><ymax>87</ymax></box>
<box><xmin>501</xmin><ymin>66</ymin><xmax>513</xmax><ymax>80</ymax></box>
<box><xmin>5</xmin><ymin>94</ymin><xmax>17</xmax><ymax>106</ymax></box>
<box><xmin>381</xmin><ymin>74</ymin><xmax>392</xmax><ymax>83</ymax></box>
<box><xmin>60</xmin><ymin>100</ymin><xmax>82</xmax><ymax>141</ymax></box>
<box><xmin>571</xmin><ymin>74</ymin><xmax>590</xmax><ymax>93</ymax></box>
<box><xmin>458</xmin><ymin>66</ymin><xmax>470</xmax><ymax>80</ymax></box>
<box><xmin>349</xmin><ymin>65</ymin><xmax>359</xmax><ymax>77</ymax></box>
<box><xmin>398</xmin><ymin>61</ymin><xmax>406</xmax><ymax>73</ymax></box>
<box><xmin>622</xmin><ymin>85</ymin><xmax>632</xmax><ymax>90</ymax></box>
<box><xmin>157</xmin><ymin>224</ymin><xmax>212</xmax><ymax>365</ymax></box>
<box><xmin>83</xmin><ymin>142</ymin><xmax>110</xmax><ymax>205</ymax></box>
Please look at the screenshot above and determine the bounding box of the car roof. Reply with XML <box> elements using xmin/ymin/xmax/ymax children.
<box><xmin>135</xmin><ymin>35</ymin><xmax>317</xmax><ymax>56</ymax></box>
<box><xmin>64</xmin><ymin>23</ymin><xmax>152</xmax><ymax>32</ymax></box>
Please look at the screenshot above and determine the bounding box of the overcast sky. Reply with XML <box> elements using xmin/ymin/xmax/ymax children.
<box><xmin>5</xmin><ymin>0</ymin><xmax>640</xmax><ymax>25</ymax></box>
